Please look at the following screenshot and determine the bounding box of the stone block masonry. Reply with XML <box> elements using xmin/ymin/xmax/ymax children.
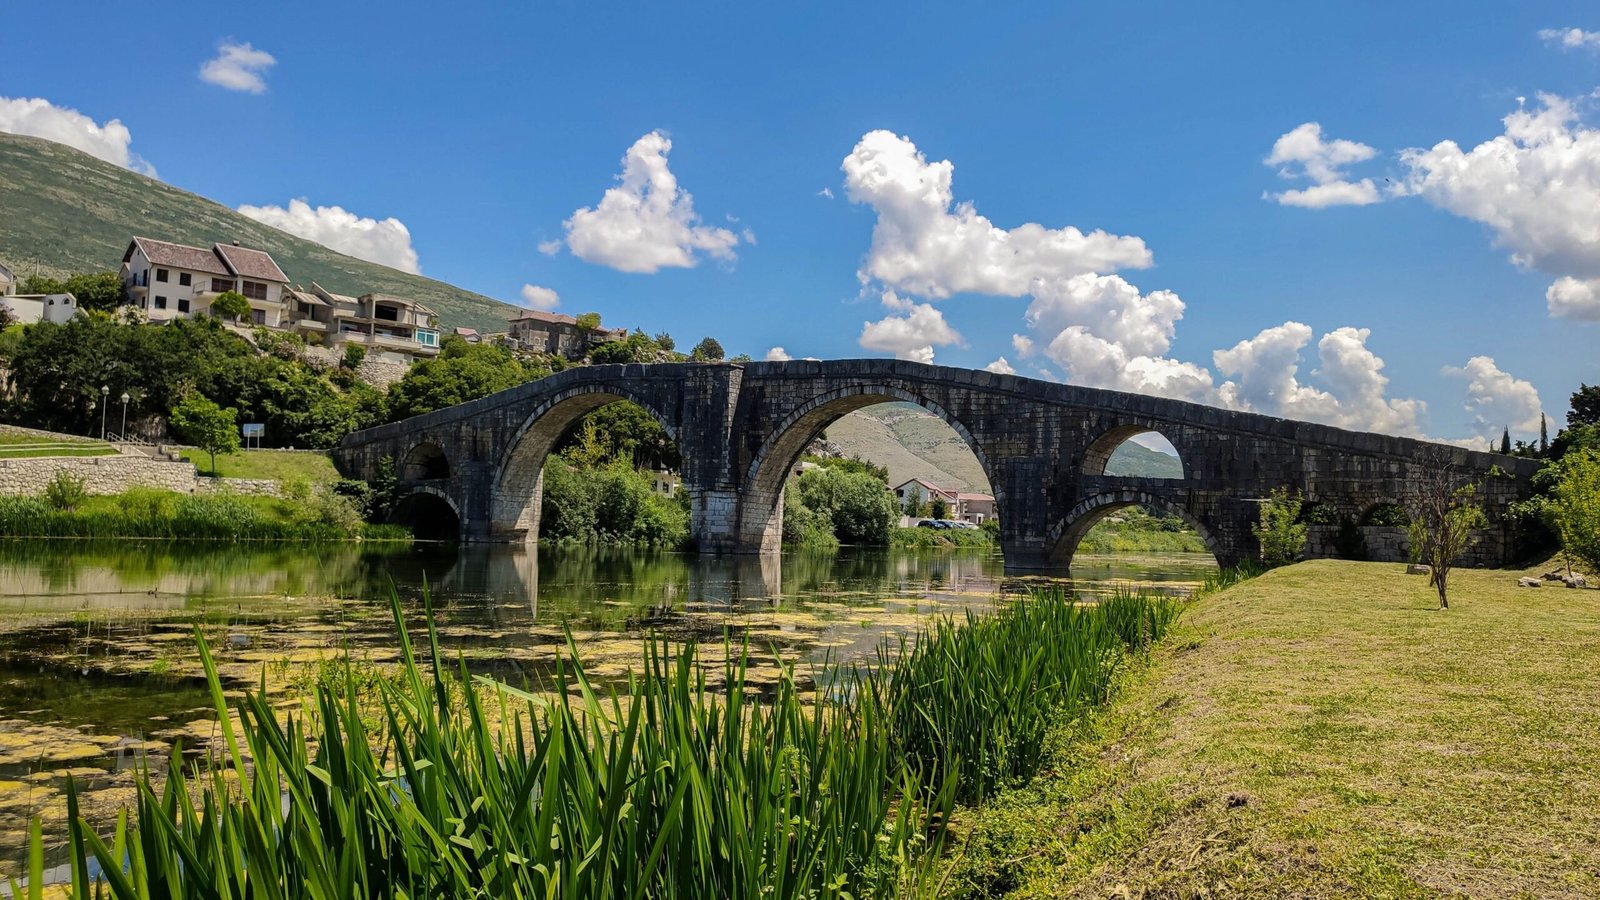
<box><xmin>337</xmin><ymin>359</ymin><xmax>1542</xmax><ymax>572</ymax></box>
<box><xmin>0</xmin><ymin>455</ymin><xmax>200</xmax><ymax>496</ymax></box>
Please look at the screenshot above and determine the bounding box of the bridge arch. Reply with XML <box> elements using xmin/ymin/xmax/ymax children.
<box><xmin>1081</xmin><ymin>424</ymin><xmax>1186</xmax><ymax>479</ymax></box>
<box><xmin>391</xmin><ymin>486</ymin><xmax>462</xmax><ymax>541</ymax></box>
<box><xmin>737</xmin><ymin>384</ymin><xmax>997</xmax><ymax>553</ymax></box>
<box><xmin>400</xmin><ymin>441</ymin><xmax>451</xmax><ymax>480</ymax></box>
<box><xmin>1047</xmin><ymin>489</ymin><xmax>1221</xmax><ymax>567</ymax></box>
<box><xmin>490</xmin><ymin>385</ymin><xmax>679</xmax><ymax>540</ymax></box>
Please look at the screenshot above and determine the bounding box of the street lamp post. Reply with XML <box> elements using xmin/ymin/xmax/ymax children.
<box><xmin>100</xmin><ymin>385</ymin><xmax>109</xmax><ymax>440</ymax></box>
<box><xmin>120</xmin><ymin>391</ymin><xmax>130</xmax><ymax>438</ymax></box>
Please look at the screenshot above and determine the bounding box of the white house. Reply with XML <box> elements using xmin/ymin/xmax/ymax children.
<box><xmin>120</xmin><ymin>237</ymin><xmax>290</xmax><ymax>325</ymax></box>
<box><xmin>283</xmin><ymin>282</ymin><xmax>441</xmax><ymax>365</ymax></box>
<box><xmin>1</xmin><ymin>292</ymin><xmax>81</xmax><ymax>325</ymax></box>
<box><xmin>892</xmin><ymin>477</ymin><xmax>996</xmax><ymax>523</ymax></box>
<box><xmin>0</xmin><ymin>261</ymin><xmax>14</xmax><ymax>296</ymax></box>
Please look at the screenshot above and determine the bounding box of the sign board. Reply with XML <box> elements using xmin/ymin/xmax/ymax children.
<box><xmin>241</xmin><ymin>424</ymin><xmax>265</xmax><ymax>437</ymax></box>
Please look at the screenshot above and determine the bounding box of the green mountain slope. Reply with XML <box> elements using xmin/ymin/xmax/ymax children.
<box><xmin>0</xmin><ymin>133</ymin><xmax>519</xmax><ymax>332</ymax></box>
<box><xmin>825</xmin><ymin>401</ymin><xmax>1183</xmax><ymax>490</ymax></box>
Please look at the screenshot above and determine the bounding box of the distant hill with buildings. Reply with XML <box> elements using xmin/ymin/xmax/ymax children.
<box><xmin>0</xmin><ymin>132</ymin><xmax>520</xmax><ymax>333</ymax></box>
<box><xmin>825</xmin><ymin>402</ymin><xmax>1185</xmax><ymax>492</ymax></box>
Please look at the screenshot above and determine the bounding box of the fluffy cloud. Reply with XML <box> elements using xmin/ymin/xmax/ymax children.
<box><xmin>0</xmin><ymin>96</ymin><xmax>155</xmax><ymax>176</ymax></box>
<box><xmin>858</xmin><ymin>296</ymin><xmax>962</xmax><ymax>363</ymax></box>
<box><xmin>1443</xmin><ymin>356</ymin><xmax>1544</xmax><ymax>440</ymax></box>
<box><xmin>983</xmin><ymin>357</ymin><xmax>1015</xmax><ymax>375</ymax></box>
<box><xmin>1213</xmin><ymin>323</ymin><xmax>1425</xmax><ymax>435</ymax></box>
<box><xmin>1263</xmin><ymin>122</ymin><xmax>1381</xmax><ymax>208</ymax></box>
<box><xmin>1539</xmin><ymin>27</ymin><xmax>1600</xmax><ymax>50</ymax></box>
<box><xmin>556</xmin><ymin>131</ymin><xmax>743</xmax><ymax>273</ymax></box>
<box><xmin>841</xmin><ymin>130</ymin><xmax>1150</xmax><ymax>299</ymax></box>
<box><xmin>1397</xmin><ymin>94</ymin><xmax>1600</xmax><ymax>320</ymax></box>
<box><xmin>519</xmin><ymin>284</ymin><xmax>559</xmax><ymax>310</ymax></box>
<box><xmin>236</xmin><ymin>199</ymin><xmax>421</xmax><ymax>273</ymax></box>
<box><xmin>199</xmin><ymin>42</ymin><xmax>276</xmax><ymax>94</ymax></box>
<box><xmin>765</xmin><ymin>347</ymin><xmax>792</xmax><ymax>361</ymax></box>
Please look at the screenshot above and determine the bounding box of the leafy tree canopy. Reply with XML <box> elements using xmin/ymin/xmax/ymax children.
<box><xmin>386</xmin><ymin>335</ymin><xmax>546</xmax><ymax>421</ymax></box>
<box><xmin>171</xmin><ymin>392</ymin><xmax>240</xmax><ymax>474</ymax></box>
<box><xmin>691</xmin><ymin>337</ymin><xmax>725</xmax><ymax>362</ymax></box>
<box><xmin>19</xmin><ymin>271</ymin><xmax>126</xmax><ymax>311</ymax></box>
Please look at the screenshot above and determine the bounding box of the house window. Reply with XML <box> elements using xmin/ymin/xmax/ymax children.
<box><xmin>253</xmin><ymin>309</ymin><xmax>266</xmax><ymax>325</ymax></box>
<box><xmin>211</xmin><ymin>278</ymin><xmax>234</xmax><ymax>293</ymax></box>
<box><xmin>155</xmin><ymin>268</ymin><xmax>169</xmax><ymax>283</ymax></box>
<box><xmin>416</xmin><ymin>329</ymin><xmax>439</xmax><ymax>347</ymax></box>
<box><xmin>178</xmin><ymin>298</ymin><xmax>190</xmax><ymax>313</ymax></box>
<box><xmin>241</xmin><ymin>280</ymin><xmax>268</xmax><ymax>301</ymax></box>
<box><xmin>179</xmin><ymin>272</ymin><xmax>192</xmax><ymax>287</ymax></box>
<box><xmin>154</xmin><ymin>296</ymin><xmax>167</xmax><ymax>309</ymax></box>
<box><xmin>374</xmin><ymin>305</ymin><xmax>399</xmax><ymax>321</ymax></box>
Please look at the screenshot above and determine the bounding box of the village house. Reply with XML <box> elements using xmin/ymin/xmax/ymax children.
<box><xmin>892</xmin><ymin>477</ymin><xmax>996</xmax><ymax>524</ymax></box>
<box><xmin>1</xmin><ymin>291</ymin><xmax>82</xmax><ymax>326</ymax></box>
<box><xmin>121</xmin><ymin>237</ymin><xmax>290</xmax><ymax>325</ymax></box>
<box><xmin>506</xmin><ymin>309</ymin><xmax>625</xmax><ymax>359</ymax></box>
<box><xmin>283</xmin><ymin>282</ymin><xmax>441</xmax><ymax>365</ymax></box>
<box><xmin>0</xmin><ymin>261</ymin><xmax>13</xmax><ymax>296</ymax></box>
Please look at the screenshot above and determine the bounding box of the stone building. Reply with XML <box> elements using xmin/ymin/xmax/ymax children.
<box><xmin>505</xmin><ymin>310</ymin><xmax>625</xmax><ymax>359</ymax></box>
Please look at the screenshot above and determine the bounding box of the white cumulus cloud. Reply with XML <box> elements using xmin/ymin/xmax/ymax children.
<box><xmin>765</xmin><ymin>347</ymin><xmax>793</xmax><ymax>361</ymax></box>
<box><xmin>556</xmin><ymin>131</ymin><xmax>744</xmax><ymax>273</ymax></box>
<box><xmin>841</xmin><ymin>130</ymin><xmax>1151</xmax><ymax>298</ymax></box>
<box><xmin>984</xmin><ymin>357</ymin><xmax>1015</xmax><ymax>375</ymax></box>
<box><xmin>237</xmin><ymin>199</ymin><xmax>421</xmax><ymax>273</ymax></box>
<box><xmin>0</xmin><ymin>96</ymin><xmax>155</xmax><ymax>176</ymax></box>
<box><xmin>858</xmin><ymin>297</ymin><xmax>962</xmax><ymax>364</ymax></box>
<box><xmin>1397</xmin><ymin>94</ymin><xmax>1600</xmax><ymax>321</ymax></box>
<box><xmin>1539</xmin><ymin>27</ymin><xmax>1600</xmax><ymax>50</ymax></box>
<box><xmin>199</xmin><ymin>41</ymin><xmax>276</xmax><ymax>94</ymax></box>
<box><xmin>1443</xmin><ymin>356</ymin><xmax>1544</xmax><ymax>440</ymax></box>
<box><xmin>1263</xmin><ymin>122</ymin><xmax>1381</xmax><ymax>208</ymax></box>
<box><xmin>519</xmin><ymin>284</ymin><xmax>559</xmax><ymax>310</ymax></box>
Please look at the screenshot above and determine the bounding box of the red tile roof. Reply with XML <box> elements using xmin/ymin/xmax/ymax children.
<box><xmin>126</xmin><ymin>237</ymin><xmax>231</xmax><ymax>277</ymax></box>
<box><xmin>214</xmin><ymin>243</ymin><xmax>288</xmax><ymax>283</ymax></box>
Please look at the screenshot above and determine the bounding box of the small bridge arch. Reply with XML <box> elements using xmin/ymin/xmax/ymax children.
<box><xmin>1048</xmin><ymin>489</ymin><xmax>1222</xmax><ymax>567</ymax></box>
<box><xmin>490</xmin><ymin>383</ymin><xmax>680</xmax><ymax>540</ymax></box>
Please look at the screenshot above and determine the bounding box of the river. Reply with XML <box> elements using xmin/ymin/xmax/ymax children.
<box><xmin>0</xmin><ymin>539</ymin><xmax>1215</xmax><ymax>876</ymax></box>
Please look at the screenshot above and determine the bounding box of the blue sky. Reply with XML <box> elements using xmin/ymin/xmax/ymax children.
<box><xmin>4</xmin><ymin>1</ymin><xmax>1600</xmax><ymax>443</ymax></box>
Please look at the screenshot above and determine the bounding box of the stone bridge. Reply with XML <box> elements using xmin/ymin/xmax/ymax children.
<box><xmin>334</xmin><ymin>359</ymin><xmax>1539</xmax><ymax>570</ymax></box>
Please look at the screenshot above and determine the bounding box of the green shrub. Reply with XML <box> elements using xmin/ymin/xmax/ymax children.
<box><xmin>1252</xmin><ymin>488</ymin><xmax>1307</xmax><ymax>567</ymax></box>
<box><xmin>42</xmin><ymin>469</ymin><xmax>88</xmax><ymax>512</ymax></box>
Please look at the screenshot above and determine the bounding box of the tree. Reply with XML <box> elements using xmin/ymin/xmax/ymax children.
<box><xmin>1252</xmin><ymin>487</ymin><xmax>1307</xmax><ymax>567</ymax></box>
<box><xmin>23</xmin><ymin>272</ymin><xmax>127</xmax><ymax>311</ymax></box>
<box><xmin>341</xmin><ymin>344</ymin><xmax>367</xmax><ymax>370</ymax></box>
<box><xmin>1571</xmin><ymin>384</ymin><xmax>1600</xmax><ymax>428</ymax></box>
<box><xmin>387</xmin><ymin>337</ymin><xmax>543</xmax><ymax>421</ymax></box>
<box><xmin>1406</xmin><ymin>454</ymin><xmax>1488</xmax><ymax>610</ymax></box>
<box><xmin>1548</xmin><ymin>449</ymin><xmax>1600</xmax><ymax>577</ymax></box>
<box><xmin>930</xmin><ymin>496</ymin><xmax>950</xmax><ymax>521</ymax></box>
<box><xmin>1500</xmin><ymin>428</ymin><xmax>1511</xmax><ymax>455</ymax></box>
<box><xmin>575</xmin><ymin>312</ymin><xmax>602</xmax><ymax>334</ymax></box>
<box><xmin>653</xmin><ymin>332</ymin><xmax>676</xmax><ymax>352</ymax></box>
<box><xmin>1541</xmin><ymin>413</ymin><xmax>1550</xmax><ymax>455</ymax></box>
<box><xmin>210</xmin><ymin>290</ymin><xmax>252</xmax><ymax>323</ymax></box>
<box><xmin>690</xmin><ymin>337</ymin><xmax>725</xmax><ymax>362</ymax></box>
<box><xmin>171</xmin><ymin>393</ymin><xmax>240</xmax><ymax>475</ymax></box>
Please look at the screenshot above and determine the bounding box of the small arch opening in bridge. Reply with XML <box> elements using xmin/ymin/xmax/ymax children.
<box><xmin>492</xmin><ymin>392</ymin><xmax>684</xmax><ymax>544</ymax></box>
<box><xmin>1360</xmin><ymin>502</ymin><xmax>1411</xmax><ymax>527</ymax></box>
<box><xmin>1082</xmin><ymin>426</ymin><xmax>1185</xmax><ymax>479</ymax></box>
<box><xmin>1050</xmin><ymin>492</ymin><xmax>1221</xmax><ymax>574</ymax></box>
<box><xmin>391</xmin><ymin>491</ymin><xmax>462</xmax><ymax>542</ymax></box>
<box><xmin>742</xmin><ymin>395</ymin><xmax>998</xmax><ymax>553</ymax></box>
<box><xmin>400</xmin><ymin>442</ymin><xmax>451</xmax><ymax>480</ymax></box>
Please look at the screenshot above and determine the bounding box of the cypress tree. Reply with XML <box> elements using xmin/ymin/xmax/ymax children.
<box><xmin>1540</xmin><ymin>413</ymin><xmax>1549</xmax><ymax>455</ymax></box>
<box><xmin>1500</xmin><ymin>428</ymin><xmax>1511</xmax><ymax>455</ymax></box>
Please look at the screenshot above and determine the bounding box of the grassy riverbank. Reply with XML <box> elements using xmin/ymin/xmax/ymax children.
<box><xmin>0</xmin><ymin>489</ymin><xmax>406</xmax><ymax>541</ymax></box>
<box><xmin>1074</xmin><ymin>507</ymin><xmax>1209</xmax><ymax>553</ymax></box>
<box><xmin>889</xmin><ymin>524</ymin><xmax>997</xmax><ymax>549</ymax></box>
<box><xmin>14</xmin><ymin>585</ymin><xmax>1179</xmax><ymax>897</ymax></box>
<box><xmin>177</xmin><ymin>449</ymin><xmax>341</xmax><ymax>482</ymax></box>
<box><xmin>941</xmin><ymin>559</ymin><xmax>1600</xmax><ymax>897</ymax></box>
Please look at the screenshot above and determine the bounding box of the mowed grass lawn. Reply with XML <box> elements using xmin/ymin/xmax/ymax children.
<box><xmin>948</xmin><ymin>558</ymin><xmax>1600</xmax><ymax>898</ymax></box>
<box><xmin>179</xmin><ymin>449</ymin><xmax>341</xmax><ymax>482</ymax></box>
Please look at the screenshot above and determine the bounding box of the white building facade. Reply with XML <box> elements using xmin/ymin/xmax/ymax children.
<box><xmin>121</xmin><ymin>237</ymin><xmax>290</xmax><ymax>325</ymax></box>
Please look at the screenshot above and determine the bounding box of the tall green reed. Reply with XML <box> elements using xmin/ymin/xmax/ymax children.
<box><xmin>22</xmin><ymin>582</ymin><xmax>1182</xmax><ymax>898</ymax></box>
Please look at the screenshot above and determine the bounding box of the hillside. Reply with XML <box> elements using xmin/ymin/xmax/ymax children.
<box><xmin>0</xmin><ymin>133</ymin><xmax>519</xmax><ymax>333</ymax></box>
<box><xmin>825</xmin><ymin>402</ymin><xmax>1182</xmax><ymax>491</ymax></box>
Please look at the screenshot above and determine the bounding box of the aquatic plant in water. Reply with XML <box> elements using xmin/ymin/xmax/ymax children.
<box><xmin>11</xmin><ymin>582</ymin><xmax>1182</xmax><ymax>898</ymax></box>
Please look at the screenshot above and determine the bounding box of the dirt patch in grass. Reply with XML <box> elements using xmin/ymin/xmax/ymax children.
<box><xmin>943</xmin><ymin>558</ymin><xmax>1600</xmax><ymax>898</ymax></box>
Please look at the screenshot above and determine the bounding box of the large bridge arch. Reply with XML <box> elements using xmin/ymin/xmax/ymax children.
<box><xmin>1048</xmin><ymin>489</ymin><xmax>1222</xmax><ymax>567</ymax></box>
<box><xmin>490</xmin><ymin>385</ymin><xmax>680</xmax><ymax>541</ymax></box>
<box><xmin>736</xmin><ymin>383</ymin><xmax>999</xmax><ymax>553</ymax></box>
<box><xmin>391</xmin><ymin>485</ymin><xmax>463</xmax><ymax>542</ymax></box>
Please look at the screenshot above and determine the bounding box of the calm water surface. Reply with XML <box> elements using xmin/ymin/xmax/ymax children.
<box><xmin>0</xmin><ymin>539</ymin><xmax>1215</xmax><ymax>874</ymax></box>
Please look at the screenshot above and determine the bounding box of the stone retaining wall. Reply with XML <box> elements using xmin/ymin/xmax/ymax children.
<box><xmin>1306</xmin><ymin>523</ymin><xmax>1500</xmax><ymax>567</ymax></box>
<box><xmin>197</xmin><ymin>477</ymin><xmax>281</xmax><ymax>497</ymax></box>
<box><xmin>0</xmin><ymin>455</ymin><xmax>198</xmax><ymax>496</ymax></box>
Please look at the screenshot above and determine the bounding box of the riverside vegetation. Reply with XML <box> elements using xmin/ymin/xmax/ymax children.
<box><xmin>9</xmin><ymin>583</ymin><xmax>1182</xmax><ymax>898</ymax></box>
